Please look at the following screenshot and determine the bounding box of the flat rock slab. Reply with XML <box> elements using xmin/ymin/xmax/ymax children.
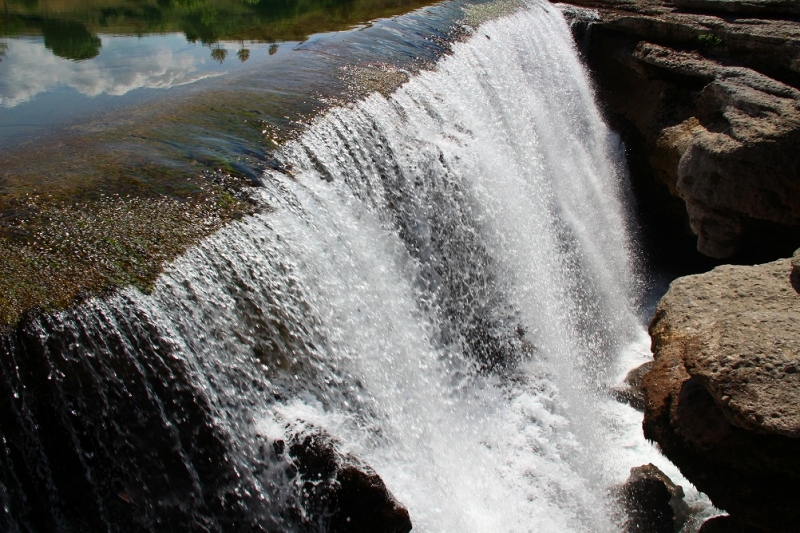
<box><xmin>653</xmin><ymin>256</ymin><xmax>800</xmax><ymax>436</ymax></box>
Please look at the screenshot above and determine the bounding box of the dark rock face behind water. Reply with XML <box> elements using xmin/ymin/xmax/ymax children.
<box><xmin>0</xmin><ymin>305</ymin><xmax>411</xmax><ymax>532</ymax></box>
<box><xmin>283</xmin><ymin>431</ymin><xmax>412</xmax><ymax>533</ymax></box>
<box><xmin>642</xmin><ymin>254</ymin><xmax>800</xmax><ymax>532</ymax></box>
<box><xmin>560</xmin><ymin>0</ymin><xmax>800</xmax><ymax>263</ymax></box>
<box><xmin>0</xmin><ymin>307</ymin><xmax>259</xmax><ymax>532</ymax></box>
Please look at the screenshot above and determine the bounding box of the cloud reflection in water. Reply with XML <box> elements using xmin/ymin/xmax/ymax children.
<box><xmin>0</xmin><ymin>35</ymin><xmax>227</xmax><ymax>108</ymax></box>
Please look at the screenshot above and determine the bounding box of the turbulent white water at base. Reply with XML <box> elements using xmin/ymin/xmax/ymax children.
<box><xmin>17</xmin><ymin>1</ymin><xmax>717</xmax><ymax>531</ymax></box>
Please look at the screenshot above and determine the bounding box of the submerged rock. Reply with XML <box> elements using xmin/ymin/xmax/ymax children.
<box><xmin>281</xmin><ymin>430</ymin><xmax>412</xmax><ymax>533</ymax></box>
<box><xmin>642</xmin><ymin>253</ymin><xmax>800</xmax><ymax>532</ymax></box>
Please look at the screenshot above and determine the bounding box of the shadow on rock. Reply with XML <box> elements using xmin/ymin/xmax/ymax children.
<box><xmin>276</xmin><ymin>429</ymin><xmax>412</xmax><ymax>533</ymax></box>
<box><xmin>615</xmin><ymin>463</ymin><xmax>689</xmax><ymax>533</ymax></box>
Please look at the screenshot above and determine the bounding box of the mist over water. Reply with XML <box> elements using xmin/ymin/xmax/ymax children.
<box><xmin>0</xmin><ymin>2</ymin><xmax>698</xmax><ymax>531</ymax></box>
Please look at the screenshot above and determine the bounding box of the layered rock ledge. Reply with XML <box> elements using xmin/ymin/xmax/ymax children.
<box><xmin>642</xmin><ymin>253</ymin><xmax>800</xmax><ymax>531</ymax></box>
<box><xmin>559</xmin><ymin>0</ymin><xmax>800</xmax><ymax>262</ymax></box>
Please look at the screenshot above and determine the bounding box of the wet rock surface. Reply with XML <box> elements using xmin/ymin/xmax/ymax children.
<box><xmin>559</xmin><ymin>0</ymin><xmax>800</xmax><ymax>262</ymax></box>
<box><xmin>282</xmin><ymin>430</ymin><xmax>413</xmax><ymax>533</ymax></box>
<box><xmin>611</xmin><ymin>360</ymin><xmax>655</xmax><ymax>410</ymax></box>
<box><xmin>617</xmin><ymin>463</ymin><xmax>688</xmax><ymax>533</ymax></box>
<box><xmin>643</xmin><ymin>254</ymin><xmax>800</xmax><ymax>532</ymax></box>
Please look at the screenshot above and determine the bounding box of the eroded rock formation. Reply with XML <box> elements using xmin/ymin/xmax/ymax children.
<box><xmin>559</xmin><ymin>0</ymin><xmax>800</xmax><ymax>262</ymax></box>
<box><xmin>642</xmin><ymin>253</ymin><xmax>800</xmax><ymax>532</ymax></box>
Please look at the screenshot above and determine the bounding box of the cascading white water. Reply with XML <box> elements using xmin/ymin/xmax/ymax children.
<box><xmin>0</xmin><ymin>1</ymin><xmax>710</xmax><ymax>531</ymax></box>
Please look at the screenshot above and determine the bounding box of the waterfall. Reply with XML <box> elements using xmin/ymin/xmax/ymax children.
<box><xmin>0</xmin><ymin>2</ymin><xmax>680</xmax><ymax>531</ymax></box>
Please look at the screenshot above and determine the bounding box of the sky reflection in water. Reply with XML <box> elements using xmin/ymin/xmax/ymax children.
<box><xmin>0</xmin><ymin>0</ymin><xmax>432</xmax><ymax>144</ymax></box>
<box><xmin>0</xmin><ymin>35</ymin><xmax>243</xmax><ymax>108</ymax></box>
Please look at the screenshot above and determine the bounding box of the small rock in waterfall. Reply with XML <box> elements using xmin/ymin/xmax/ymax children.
<box><xmin>286</xmin><ymin>429</ymin><xmax>412</xmax><ymax>533</ymax></box>
<box><xmin>610</xmin><ymin>361</ymin><xmax>654</xmax><ymax>411</ymax></box>
<box><xmin>615</xmin><ymin>463</ymin><xmax>689</xmax><ymax>533</ymax></box>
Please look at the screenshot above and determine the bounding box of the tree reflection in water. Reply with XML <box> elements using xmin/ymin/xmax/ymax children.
<box><xmin>0</xmin><ymin>0</ymin><xmax>433</xmax><ymax>61</ymax></box>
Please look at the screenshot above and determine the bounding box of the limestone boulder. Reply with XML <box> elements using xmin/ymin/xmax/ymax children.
<box><xmin>643</xmin><ymin>254</ymin><xmax>800</xmax><ymax>531</ymax></box>
<box><xmin>637</xmin><ymin>43</ymin><xmax>800</xmax><ymax>258</ymax></box>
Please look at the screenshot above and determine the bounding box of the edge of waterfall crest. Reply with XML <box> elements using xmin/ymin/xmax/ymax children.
<box><xmin>0</xmin><ymin>3</ymin><xmax>662</xmax><ymax>532</ymax></box>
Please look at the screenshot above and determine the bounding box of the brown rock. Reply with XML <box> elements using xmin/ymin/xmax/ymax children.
<box><xmin>617</xmin><ymin>463</ymin><xmax>689</xmax><ymax>532</ymax></box>
<box><xmin>559</xmin><ymin>0</ymin><xmax>800</xmax><ymax>261</ymax></box>
<box><xmin>643</xmin><ymin>256</ymin><xmax>800</xmax><ymax>531</ymax></box>
<box><xmin>611</xmin><ymin>361</ymin><xmax>655</xmax><ymax>410</ymax></box>
<box><xmin>639</xmin><ymin>44</ymin><xmax>800</xmax><ymax>258</ymax></box>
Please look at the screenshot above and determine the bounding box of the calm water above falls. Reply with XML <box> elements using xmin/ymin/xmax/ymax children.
<box><xmin>0</xmin><ymin>1</ymin><xmax>708</xmax><ymax>531</ymax></box>
<box><xmin>0</xmin><ymin>0</ymin><xmax>435</xmax><ymax>149</ymax></box>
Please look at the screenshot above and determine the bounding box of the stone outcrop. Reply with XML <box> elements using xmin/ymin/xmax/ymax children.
<box><xmin>642</xmin><ymin>253</ymin><xmax>800</xmax><ymax>532</ymax></box>
<box><xmin>611</xmin><ymin>360</ymin><xmax>655</xmax><ymax>410</ymax></box>
<box><xmin>559</xmin><ymin>0</ymin><xmax>800</xmax><ymax>262</ymax></box>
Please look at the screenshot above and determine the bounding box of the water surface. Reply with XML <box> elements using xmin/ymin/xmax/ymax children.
<box><xmin>0</xmin><ymin>0</ymin><xmax>438</xmax><ymax>148</ymax></box>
